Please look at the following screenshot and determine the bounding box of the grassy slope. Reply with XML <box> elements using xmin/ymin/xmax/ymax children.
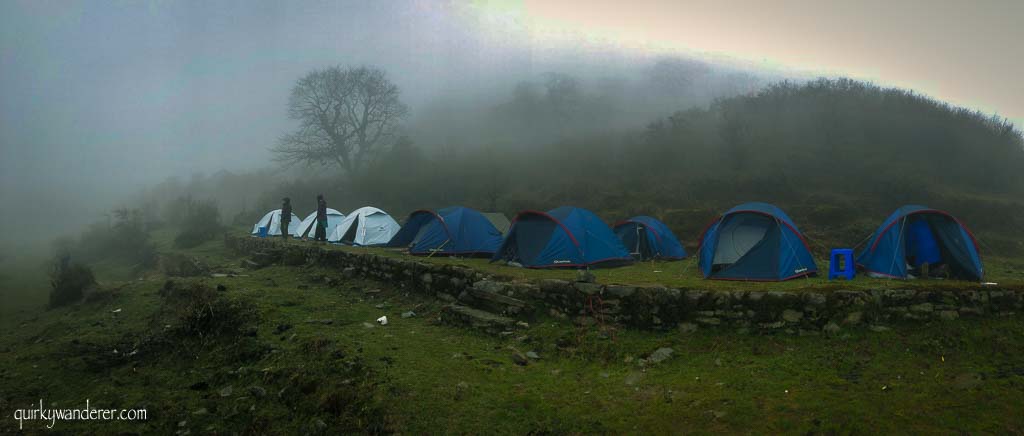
<box><xmin>1</xmin><ymin>231</ymin><xmax>1023</xmax><ymax>434</ymax></box>
<box><xmin>313</xmin><ymin>233</ymin><xmax>1024</xmax><ymax>292</ymax></box>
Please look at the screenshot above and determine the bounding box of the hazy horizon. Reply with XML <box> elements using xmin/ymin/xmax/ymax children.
<box><xmin>2</xmin><ymin>0</ymin><xmax>1022</xmax><ymax>246</ymax></box>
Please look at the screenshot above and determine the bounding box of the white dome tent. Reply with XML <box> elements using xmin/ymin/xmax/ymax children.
<box><xmin>296</xmin><ymin>208</ymin><xmax>345</xmax><ymax>239</ymax></box>
<box><xmin>329</xmin><ymin>206</ymin><xmax>400</xmax><ymax>246</ymax></box>
<box><xmin>251</xmin><ymin>209</ymin><xmax>302</xmax><ymax>236</ymax></box>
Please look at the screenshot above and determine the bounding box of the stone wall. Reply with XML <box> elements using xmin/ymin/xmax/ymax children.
<box><xmin>226</xmin><ymin>235</ymin><xmax>1022</xmax><ymax>332</ymax></box>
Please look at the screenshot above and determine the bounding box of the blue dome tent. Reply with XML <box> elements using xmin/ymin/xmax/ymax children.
<box><xmin>491</xmin><ymin>206</ymin><xmax>633</xmax><ymax>268</ymax></box>
<box><xmin>613</xmin><ymin>216</ymin><xmax>687</xmax><ymax>260</ymax></box>
<box><xmin>387</xmin><ymin>206</ymin><xmax>503</xmax><ymax>256</ymax></box>
<box><xmin>698</xmin><ymin>202</ymin><xmax>817</xmax><ymax>281</ymax></box>
<box><xmin>856</xmin><ymin>205</ymin><xmax>983</xmax><ymax>280</ymax></box>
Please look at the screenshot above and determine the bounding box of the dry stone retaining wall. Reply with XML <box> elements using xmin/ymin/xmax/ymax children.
<box><xmin>226</xmin><ymin>235</ymin><xmax>1022</xmax><ymax>332</ymax></box>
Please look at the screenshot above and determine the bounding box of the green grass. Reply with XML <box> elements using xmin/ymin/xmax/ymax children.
<box><xmin>1</xmin><ymin>230</ymin><xmax>1023</xmax><ymax>433</ymax></box>
<box><xmin>245</xmin><ymin>227</ymin><xmax>1024</xmax><ymax>292</ymax></box>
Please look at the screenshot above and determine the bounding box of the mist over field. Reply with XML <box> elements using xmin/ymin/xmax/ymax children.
<box><xmin>0</xmin><ymin>0</ymin><xmax>1022</xmax><ymax>253</ymax></box>
<box><xmin>5</xmin><ymin>2</ymin><xmax>1024</xmax><ymax>434</ymax></box>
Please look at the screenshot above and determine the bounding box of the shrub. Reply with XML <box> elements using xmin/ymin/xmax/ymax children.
<box><xmin>174</xmin><ymin>197</ymin><xmax>223</xmax><ymax>248</ymax></box>
<box><xmin>72</xmin><ymin>207</ymin><xmax>157</xmax><ymax>269</ymax></box>
<box><xmin>159</xmin><ymin>280</ymin><xmax>255</xmax><ymax>341</ymax></box>
<box><xmin>49</xmin><ymin>261</ymin><xmax>96</xmax><ymax>308</ymax></box>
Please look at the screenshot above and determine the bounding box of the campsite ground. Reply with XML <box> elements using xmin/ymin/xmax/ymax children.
<box><xmin>1</xmin><ymin>230</ymin><xmax>1024</xmax><ymax>433</ymax></box>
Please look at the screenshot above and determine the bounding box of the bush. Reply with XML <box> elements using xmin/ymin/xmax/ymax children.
<box><xmin>173</xmin><ymin>197</ymin><xmax>223</xmax><ymax>248</ymax></box>
<box><xmin>73</xmin><ymin>207</ymin><xmax>157</xmax><ymax>269</ymax></box>
<box><xmin>159</xmin><ymin>280</ymin><xmax>256</xmax><ymax>341</ymax></box>
<box><xmin>49</xmin><ymin>261</ymin><xmax>96</xmax><ymax>308</ymax></box>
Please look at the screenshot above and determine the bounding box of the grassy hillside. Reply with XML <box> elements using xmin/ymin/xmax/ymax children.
<box><xmin>139</xmin><ymin>79</ymin><xmax>1024</xmax><ymax>260</ymax></box>
<box><xmin>2</xmin><ymin>230</ymin><xmax>1024</xmax><ymax>433</ymax></box>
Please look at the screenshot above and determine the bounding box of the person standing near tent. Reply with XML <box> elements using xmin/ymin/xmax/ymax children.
<box><xmin>314</xmin><ymin>194</ymin><xmax>328</xmax><ymax>242</ymax></box>
<box><xmin>280</xmin><ymin>197</ymin><xmax>293</xmax><ymax>241</ymax></box>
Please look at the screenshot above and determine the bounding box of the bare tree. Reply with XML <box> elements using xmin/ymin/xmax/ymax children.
<box><xmin>273</xmin><ymin>66</ymin><xmax>408</xmax><ymax>174</ymax></box>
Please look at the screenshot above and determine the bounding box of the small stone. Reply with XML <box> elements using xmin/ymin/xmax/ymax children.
<box><xmin>219</xmin><ymin>385</ymin><xmax>234</xmax><ymax>397</ymax></box>
<box><xmin>909</xmin><ymin>303</ymin><xmax>934</xmax><ymax>313</ymax></box>
<box><xmin>868</xmin><ymin>325</ymin><xmax>891</xmax><ymax>333</ymax></box>
<box><xmin>178</xmin><ymin>420</ymin><xmax>187</xmax><ymax>427</ymax></box>
<box><xmin>525</xmin><ymin>351</ymin><xmax>540</xmax><ymax>360</ymax></box>
<box><xmin>624</xmin><ymin>372</ymin><xmax>643</xmax><ymax>386</ymax></box>
<box><xmin>308</xmin><ymin>418</ymin><xmax>328</xmax><ymax>434</ymax></box>
<box><xmin>822</xmin><ymin>322</ymin><xmax>841</xmax><ymax>334</ymax></box>
<box><xmin>362</xmin><ymin>322</ymin><xmax>375</xmax><ymax>329</ymax></box>
<box><xmin>606</xmin><ymin>285</ymin><xmax>635</xmax><ymax>298</ymax></box>
<box><xmin>696</xmin><ymin>317</ymin><xmax>721</xmax><ymax>326</ymax></box>
<box><xmin>678</xmin><ymin>323</ymin><xmax>698</xmax><ymax>333</ymax></box>
<box><xmin>959</xmin><ymin>307</ymin><xmax>984</xmax><ymax>316</ymax></box>
<box><xmin>781</xmin><ymin>309</ymin><xmax>803</xmax><ymax>323</ymax></box>
<box><xmin>953</xmin><ymin>372</ymin><xmax>983</xmax><ymax>390</ymax></box>
<box><xmin>511</xmin><ymin>352</ymin><xmax>529</xmax><ymax>366</ymax></box>
<box><xmin>804</xmin><ymin>293</ymin><xmax>827</xmax><ymax>307</ymax></box>
<box><xmin>248</xmin><ymin>386</ymin><xmax>266</xmax><ymax>398</ymax></box>
<box><xmin>576</xmin><ymin>269</ymin><xmax>596</xmax><ymax>283</ymax></box>
<box><xmin>575</xmin><ymin>282</ymin><xmax>602</xmax><ymax>295</ymax></box>
<box><xmin>192</xmin><ymin>408</ymin><xmax>208</xmax><ymax>416</ymax></box>
<box><xmin>843</xmin><ymin>311</ymin><xmax>863</xmax><ymax>325</ymax></box>
<box><xmin>647</xmin><ymin>347</ymin><xmax>675</xmax><ymax>364</ymax></box>
<box><xmin>401</xmin><ymin>311</ymin><xmax>416</xmax><ymax>319</ymax></box>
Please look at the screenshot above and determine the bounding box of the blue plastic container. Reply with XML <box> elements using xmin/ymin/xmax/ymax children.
<box><xmin>828</xmin><ymin>248</ymin><xmax>855</xmax><ymax>280</ymax></box>
<box><xmin>257</xmin><ymin>226</ymin><xmax>268</xmax><ymax>238</ymax></box>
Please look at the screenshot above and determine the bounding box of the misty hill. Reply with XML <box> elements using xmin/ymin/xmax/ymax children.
<box><xmin>137</xmin><ymin>78</ymin><xmax>1024</xmax><ymax>256</ymax></box>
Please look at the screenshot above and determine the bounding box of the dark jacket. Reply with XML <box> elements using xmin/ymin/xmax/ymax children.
<box><xmin>316</xmin><ymin>199</ymin><xmax>327</xmax><ymax>222</ymax></box>
<box><xmin>281</xmin><ymin>202</ymin><xmax>292</xmax><ymax>222</ymax></box>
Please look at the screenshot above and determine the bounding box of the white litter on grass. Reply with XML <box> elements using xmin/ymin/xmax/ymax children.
<box><xmin>111</xmin><ymin>308</ymin><xmax>122</xmax><ymax>314</ymax></box>
<box><xmin>982</xmin><ymin>282</ymin><xmax>998</xmax><ymax>286</ymax></box>
<box><xmin>376</xmin><ymin>316</ymin><xmax>388</xmax><ymax>325</ymax></box>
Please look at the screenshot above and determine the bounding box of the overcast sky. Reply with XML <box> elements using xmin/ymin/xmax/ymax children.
<box><xmin>1</xmin><ymin>0</ymin><xmax>1022</xmax><ymax>244</ymax></box>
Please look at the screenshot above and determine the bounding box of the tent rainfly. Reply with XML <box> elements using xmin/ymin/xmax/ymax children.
<box><xmin>480</xmin><ymin>212</ymin><xmax>511</xmax><ymax>234</ymax></box>
<box><xmin>697</xmin><ymin>202</ymin><xmax>817</xmax><ymax>281</ymax></box>
<box><xmin>296</xmin><ymin>208</ymin><xmax>345</xmax><ymax>239</ymax></box>
<box><xmin>856</xmin><ymin>205</ymin><xmax>982</xmax><ymax>280</ymax></box>
<box><xmin>328</xmin><ymin>206</ymin><xmax>400</xmax><ymax>246</ymax></box>
<box><xmin>251</xmin><ymin>209</ymin><xmax>302</xmax><ymax>236</ymax></box>
<box><xmin>387</xmin><ymin>206</ymin><xmax>503</xmax><ymax>256</ymax></box>
<box><xmin>613</xmin><ymin>216</ymin><xmax>687</xmax><ymax>261</ymax></box>
<box><xmin>491</xmin><ymin>206</ymin><xmax>633</xmax><ymax>268</ymax></box>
